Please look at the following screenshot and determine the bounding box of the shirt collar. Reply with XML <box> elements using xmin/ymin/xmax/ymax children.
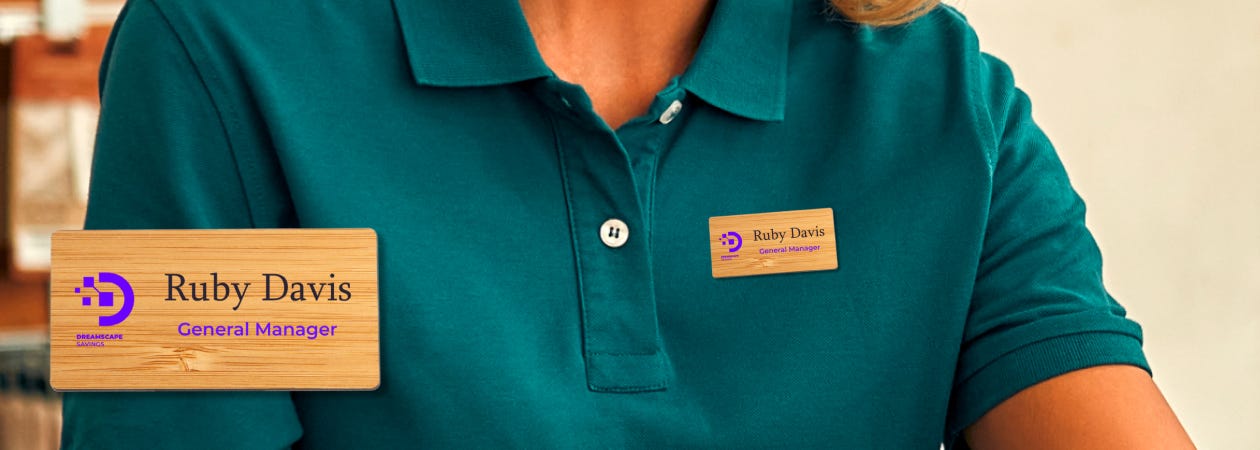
<box><xmin>680</xmin><ymin>1</ymin><xmax>791</xmax><ymax>122</ymax></box>
<box><xmin>392</xmin><ymin>0</ymin><xmax>791</xmax><ymax>121</ymax></box>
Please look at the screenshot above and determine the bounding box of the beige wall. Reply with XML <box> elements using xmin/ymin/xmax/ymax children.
<box><xmin>959</xmin><ymin>1</ymin><xmax>1260</xmax><ymax>447</ymax></box>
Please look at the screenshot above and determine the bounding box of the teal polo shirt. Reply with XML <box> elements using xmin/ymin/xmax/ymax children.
<box><xmin>63</xmin><ymin>0</ymin><xmax>1149</xmax><ymax>448</ymax></box>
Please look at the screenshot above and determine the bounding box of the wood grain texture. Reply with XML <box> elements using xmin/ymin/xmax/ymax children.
<box><xmin>709</xmin><ymin>208</ymin><xmax>838</xmax><ymax>278</ymax></box>
<box><xmin>49</xmin><ymin>229</ymin><xmax>379</xmax><ymax>391</ymax></box>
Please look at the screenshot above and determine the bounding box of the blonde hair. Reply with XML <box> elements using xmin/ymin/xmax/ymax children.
<box><xmin>829</xmin><ymin>0</ymin><xmax>941</xmax><ymax>26</ymax></box>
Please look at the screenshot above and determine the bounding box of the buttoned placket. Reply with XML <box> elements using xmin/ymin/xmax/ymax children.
<box><xmin>533</xmin><ymin>77</ymin><xmax>690</xmax><ymax>392</ymax></box>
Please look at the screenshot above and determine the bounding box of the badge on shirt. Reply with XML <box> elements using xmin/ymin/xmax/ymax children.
<box><xmin>49</xmin><ymin>229</ymin><xmax>380</xmax><ymax>391</ymax></box>
<box><xmin>709</xmin><ymin>208</ymin><xmax>838</xmax><ymax>278</ymax></box>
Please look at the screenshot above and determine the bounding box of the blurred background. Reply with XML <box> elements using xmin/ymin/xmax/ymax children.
<box><xmin>963</xmin><ymin>1</ymin><xmax>1260</xmax><ymax>448</ymax></box>
<box><xmin>1</xmin><ymin>1</ymin><xmax>120</xmax><ymax>448</ymax></box>
<box><xmin>0</xmin><ymin>0</ymin><xmax>1256</xmax><ymax>448</ymax></box>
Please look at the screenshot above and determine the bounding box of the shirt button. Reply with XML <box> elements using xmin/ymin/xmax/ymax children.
<box><xmin>599</xmin><ymin>218</ymin><xmax>629</xmax><ymax>248</ymax></box>
<box><xmin>658</xmin><ymin>99</ymin><xmax>683</xmax><ymax>124</ymax></box>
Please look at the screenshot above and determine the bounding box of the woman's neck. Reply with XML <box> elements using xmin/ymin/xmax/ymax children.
<box><xmin>519</xmin><ymin>0</ymin><xmax>715</xmax><ymax>129</ymax></box>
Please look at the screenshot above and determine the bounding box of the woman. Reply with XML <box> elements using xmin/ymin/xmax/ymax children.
<box><xmin>64</xmin><ymin>0</ymin><xmax>1194</xmax><ymax>448</ymax></box>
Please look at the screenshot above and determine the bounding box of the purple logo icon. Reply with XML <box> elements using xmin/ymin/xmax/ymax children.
<box><xmin>720</xmin><ymin>231</ymin><xmax>743</xmax><ymax>252</ymax></box>
<box><xmin>76</xmin><ymin>272</ymin><xmax>134</xmax><ymax>326</ymax></box>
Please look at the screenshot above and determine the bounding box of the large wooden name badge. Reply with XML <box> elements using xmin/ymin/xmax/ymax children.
<box><xmin>49</xmin><ymin>229</ymin><xmax>379</xmax><ymax>391</ymax></box>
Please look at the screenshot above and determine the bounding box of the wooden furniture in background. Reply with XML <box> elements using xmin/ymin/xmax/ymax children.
<box><xmin>2</xmin><ymin>0</ymin><xmax>124</xmax><ymax>314</ymax></box>
<box><xmin>6</xmin><ymin>25</ymin><xmax>109</xmax><ymax>279</ymax></box>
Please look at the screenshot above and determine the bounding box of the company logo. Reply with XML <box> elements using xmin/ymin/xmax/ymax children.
<box><xmin>76</xmin><ymin>272</ymin><xmax>135</xmax><ymax>326</ymax></box>
<box><xmin>720</xmin><ymin>231</ymin><xmax>743</xmax><ymax>252</ymax></box>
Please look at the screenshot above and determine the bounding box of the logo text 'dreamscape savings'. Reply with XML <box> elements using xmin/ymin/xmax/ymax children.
<box><xmin>74</xmin><ymin>272</ymin><xmax>133</xmax><ymax>347</ymax></box>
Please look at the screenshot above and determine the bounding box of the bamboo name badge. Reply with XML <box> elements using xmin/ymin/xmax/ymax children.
<box><xmin>50</xmin><ymin>229</ymin><xmax>379</xmax><ymax>391</ymax></box>
<box><xmin>709</xmin><ymin>208</ymin><xmax>838</xmax><ymax>278</ymax></box>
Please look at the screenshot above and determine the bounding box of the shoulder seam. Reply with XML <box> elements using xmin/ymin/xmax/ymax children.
<box><xmin>960</xmin><ymin>33</ymin><xmax>1000</xmax><ymax>172</ymax></box>
<box><xmin>144</xmin><ymin>0</ymin><xmax>261</xmax><ymax>228</ymax></box>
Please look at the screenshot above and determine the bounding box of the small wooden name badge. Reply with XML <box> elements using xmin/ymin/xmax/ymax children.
<box><xmin>709</xmin><ymin>208</ymin><xmax>839</xmax><ymax>278</ymax></box>
<box><xmin>49</xmin><ymin>229</ymin><xmax>379</xmax><ymax>391</ymax></box>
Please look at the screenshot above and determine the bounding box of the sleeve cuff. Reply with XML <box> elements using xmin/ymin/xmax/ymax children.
<box><xmin>945</xmin><ymin>331</ymin><xmax>1150</xmax><ymax>446</ymax></box>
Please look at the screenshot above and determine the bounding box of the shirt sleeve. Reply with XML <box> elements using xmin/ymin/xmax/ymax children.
<box><xmin>944</xmin><ymin>52</ymin><xmax>1150</xmax><ymax>446</ymax></box>
<box><xmin>60</xmin><ymin>0</ymin><xmax>303</xmax><ymax>448</ymax></box>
